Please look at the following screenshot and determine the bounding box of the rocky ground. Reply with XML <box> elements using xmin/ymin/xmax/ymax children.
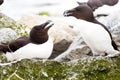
<box><xmin>0</xmin><ymin>57</ymin><xmax>120</xmax><ymax>80</ymax></box>
<box><xmin>0</xmin><ymin>13</ymin><xmax>120</xmax><ymax>79</ymax></box>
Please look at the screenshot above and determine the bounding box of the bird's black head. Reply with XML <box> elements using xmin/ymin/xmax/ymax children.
<box><xmin>63</xmin><ymin>2</ymin><xmax>94</xmax><ymax>22</ymax></box>
<box><xmin>30</xmin><ymin>20</ymin><xmax>54</xmax><ymax>44</ymax></box>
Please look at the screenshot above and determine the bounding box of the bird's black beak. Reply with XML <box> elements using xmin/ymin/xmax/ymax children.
<box><xmin>44</xmin><ymin>20</ymin><xmax>54</xmax><ymax>29</ymax></box>
<box><xmin>34</xmin><ymin>20</ymin><xmax>54</xmax><ymax>30</ymax></box>
<box><xmin>63</xmin><ymin>10</ymin><xmax>72</xmax><ymax>17</ymax></box>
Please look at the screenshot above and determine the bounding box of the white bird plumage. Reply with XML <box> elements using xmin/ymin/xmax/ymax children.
<box><xmin>77</xmin><ymin>20</ymin><xmax>118</xmax><ymax>56</ymax></box>
<box><xmin>5</xmin><ymin>36</ymin><xmax>53</xmax><ymax>61</ymax></box>
<box><xmin>54</xmin><ymin>18</ymin><xmax>119</xmax><ymax>61</ymax></box>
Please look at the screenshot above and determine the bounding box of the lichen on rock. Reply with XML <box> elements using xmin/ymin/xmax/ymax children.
<box><xmin>0</xmin><ymin>13</ymin><xmax>28</xmax><ymax>37</ymax></box>
<box><xmin>0</xmin><ymin>28</ymin><xmax>18</xmax><ymax>44</ymax></box>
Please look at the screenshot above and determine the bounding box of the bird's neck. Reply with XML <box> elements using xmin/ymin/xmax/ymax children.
<box><xmin>30</xmin><ymin>35</ymin><xmax>49</xmax><ymax>44</ymax></box>
<box><xmin>88</xmin><ymin>18</ymin><xmax>105</xmax><ymax>27</ymax></box>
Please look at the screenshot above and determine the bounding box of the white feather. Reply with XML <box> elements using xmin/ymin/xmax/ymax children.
<box><xmin>5</xmin><ymin>36</ymin><xmax>54</xmax><ymax>61</ymax></box>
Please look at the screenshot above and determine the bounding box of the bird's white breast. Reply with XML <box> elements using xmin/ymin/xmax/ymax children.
<box><xmin>73</xmin><ymin>19</ymin><xmax>116</xmax><ymax>55</ymax></box>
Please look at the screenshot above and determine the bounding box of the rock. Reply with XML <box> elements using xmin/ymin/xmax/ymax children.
<box><xmin>65</xmin><ymin>45</ymin><xmax>91</xmax><ymax>61</ymax></box>
<box><xmin>0</xmin><ymin>13</ymin><xmax>28</xmax><ymax>37</ymax></box>
<box><xmin>110</xmin><ymin>23</ymin><xmax>120</xmax><ymax>42</ymax></box>
<box><xmin>105</xmin><ymin>11</ymin><xmax>120</xmax><ymax>41</ymax></box>
<box><xmin>49</xmin><ymin>39</ymin><xmax>72</xmax><ymax>59</ymax></box>
<box><xmin>98</xmin><ymin>10</ymin><xmax>120</xmax><ymax>29</ymax></box>
<box><xmin>0</xmin><ymin>28</ymin><xmax>18</xmax><ymax>44</ymax></box>
<box><xmin>0</xmin><ymin>56</ymin><xmax>120</xmax><ymax>79</ymax></box>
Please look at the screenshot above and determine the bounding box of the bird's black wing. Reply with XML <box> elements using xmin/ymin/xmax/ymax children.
<box><xmin>9</xmin><ymin>37</ymin><xmax>31</xmax><ymax>52</ymax></box>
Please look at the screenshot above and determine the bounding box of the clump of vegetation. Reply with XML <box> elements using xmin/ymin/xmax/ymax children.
<box><xmin>38</xmin><ymin>11</ymin><xmax>49</xmax><ymax>16</ymax></box>
<box><xmin>0</xmin><ymin>57</ymin><xmax>120</xmax><ymax>79</ymax></box>
<box><xmin>0</xmin><ymin>53</ymin><xmax>7</xmax><ymax>63</ymax></box>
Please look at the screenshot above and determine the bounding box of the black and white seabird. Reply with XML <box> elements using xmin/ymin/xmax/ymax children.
<box><xmin>0</xmin><ymin>20</ymin><xmax>54</xmax><ymax>61</ymax></box>
<box><xmin>62</xmin><ymin>3</ymin><xmax>119</xmax><ymax>56</ymax></box>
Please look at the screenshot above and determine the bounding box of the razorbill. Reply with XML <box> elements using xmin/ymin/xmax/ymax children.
<box><xmin>0</xmin><ymin>20</ymin><xmax>54</xmax><ymax>61</ymax></box>
<box><xmin>63</xmin><ymin>4</ymin><xmax>119</xmax><ymax>56</ymax></box>
<box><xmin>63</xmin><ymin>2</ymin><xmax>119</xmax><ymax>51</ymax></box>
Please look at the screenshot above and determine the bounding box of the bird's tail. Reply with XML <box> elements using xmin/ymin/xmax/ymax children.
<box><xmin>112</xmin><ymin>40</ymin><xmax>119</xmax><ymax>51</ymax></box>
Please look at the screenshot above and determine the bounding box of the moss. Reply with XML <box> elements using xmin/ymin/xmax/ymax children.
<box><xmin>0</xmin><ymin>57</ymin><xmax>120</xmax><ymax>79</ymax></box>
<box><xmin>0</xmin><ymin>13</ymin><xmax>28</xmax><ymax>37</ymax></box>
<box><xmin>70</xmin><ymin>57</ymin><xmax>120</xmax><ymax>80</ymax></box>
<box><xmin>16</xmin><ymin>59</ymin><xmax>71</xmax><ymax>80</ymax></box>
<box><xmin>0</xmin><ymin>53</ymin><xmax>7</xmax><ymax>63</ymax></box>
<box><xmin>38</xmin><ymin>11</ymin><xmax>49</xmax><ymax>16</ymax></box>
<box><xmin>0</xmin><ymin>63</ymin><xmax>17</xmax><ymax>80</ymax></box>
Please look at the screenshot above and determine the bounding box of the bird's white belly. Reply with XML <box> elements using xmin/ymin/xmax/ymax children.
<box><xmin>80</xmin><ymin>25</ymin><xmax>112</xmax><ymax>53</ymax></box>
<box><xmin>5</xmin><ymin>37</ymin><xmax>54</xmax><ymax>61</ymax></box>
